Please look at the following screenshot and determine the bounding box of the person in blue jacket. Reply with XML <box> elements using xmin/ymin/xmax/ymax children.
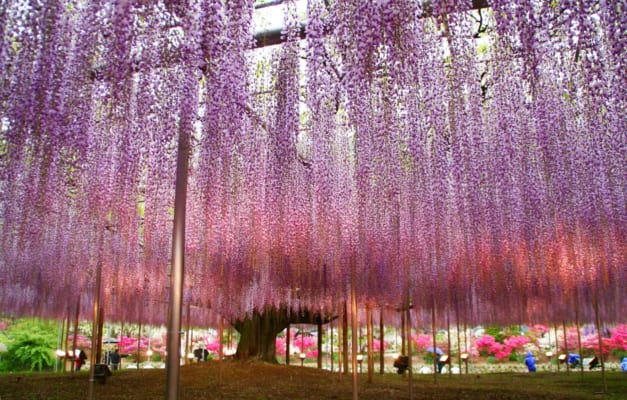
<box><xmin>525</xmin><ymin>351</ymin><xmax>536</xmax><ymax>372</ymax></box>
<box><xmin>621</xmin><ymin>357</ymin><xmax>627</xmax><ymax>372</ymax></box>
<box><xmin>567</xmin><ymin>353</ymin><xmax>580</xmax><ymax>368</ymax></box>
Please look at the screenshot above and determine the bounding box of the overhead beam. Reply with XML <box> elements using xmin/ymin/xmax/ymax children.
<box><xmin>253</xmin><ymin>0</ymin><xmax>490</xmax><ymax>48</ymax></box>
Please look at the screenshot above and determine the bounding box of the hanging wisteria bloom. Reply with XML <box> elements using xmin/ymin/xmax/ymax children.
<box><xmin>0</xmin><ymin>0</ymin><xmax>624</xmax><ymax>328</ymax></box>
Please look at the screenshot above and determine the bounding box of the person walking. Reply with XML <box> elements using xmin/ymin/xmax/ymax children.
<box><xmin>75</xmin><ymin>349</ymin><xmax>87</xmax><ymax>371</ymax></box>
<box><xmin>524</xmin><ymin>351</ymin><xmax>536</xmax><ymax>372</ymax></box>
<box><xmin>110</xmin><ymin>348</ymin><xmax>121</xmax><ymax>370</ymax></box>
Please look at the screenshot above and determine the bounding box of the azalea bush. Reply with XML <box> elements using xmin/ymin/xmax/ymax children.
<box><xmin>474</xmin><ymin>331</ymin><xmax>532</xmax><ymax>361</ymax></box>
<box><xmin>66</xmin><ymin>333</ymin><xmax>92</xmax><ymax>350</ymax></box>
<box><xmin>411</xmin><ymin>333</ymin><xmax>433</xmax><ymax>353</ymax></box>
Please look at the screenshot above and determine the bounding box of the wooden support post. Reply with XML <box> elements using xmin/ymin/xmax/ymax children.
<box><xmin>431</xmin><ymin>302</ymin><xmax>437</xmax><ymax>384</ymax></box>
<box><xmin>343</xmin><ymin>301</ymin><xmax>349</xmax><ymax>375</ymax></box>
<box><xmin>317</xmin><ymin>321</ymin><xmax>323</xmax><ymax>369</ymax></box>
<box><xmin>96</xmin><ymin>307</ymin><xmax>104</xmax><ymax>365</ymax></box>
<box><xmin>555</xmin><ymin>324</ymin><xmax>560</xmax><ymax>372</ymax></box>
<box><xmin>185</xmin><ymin>303</ymin><xmax>191</xmax><ymax>365</ymax></box>
<box><xmin>286</xmin><ymin>324</ymin><xmax>291</xmax><ymax>365</ymax></box>
<box><xmin>366</xmin><ymin>305</ymin><xmax>374</xmax><ymax>383</ymax></box>
<box><xmin>88</xmin><ymin>252</ymin><xmax>103</xmax><ymax>400</ymax></box>
<box><xmin>71</xmin><ymin>298</ymin><xmax>80</xmax><ymax>374</ymax></box>
<box><xmin>575</xmin><ymin>295</ymin><xmax>584</xmax><ymax>381</ymax></box>
<box><xmin>338</xmin><ymin>307</ymin><xmax>343</xmax><ymax>378</ymax></box>
<box><xmin>330</xmin><ymin>319</ymin><xmax>334</xmax><ymax>372</ymax></box>
<box><xmin>350</xmin><ymin>262</ymin><xmax>359</xmax><ymax>400</ymax></box>
<box><xmin>401</xmin><ymin>310</ymin><xmax>406</xmax><ymax>356</ymax></box>
<box><xmin>165</xmin><ymin>85</ymin><xmax>192</xmax><ymax>399</ymax></box>
<box><xmin>456</xmin><ymin>308</ymin><xmax>462</xmax><ymax>376</ymax></box>
<box><xmin>593</xmin><ymin>294</ymin><xmax>607</xmax><ymax>393</ymax></box>
<box><xmin>218</xmin><ymin>318</ymin><xmax>223</xmax><ymax>388</ymax></box>
<box><xmin>407</xmin><ymin>305</ymin><xmax>413</xmax><ymax>400</ymax></box>
<box><xmin>379</xmin><ymin>310</ymin><xmax>384</xmax><ymax>375</ymax></box>
<box><xmin>63</xmin><ymin>310</ymin><xmax>70</xmax><ymax>372</ymax></box>
<box><xmin>563</xmin><ymin>321</ymin><xmax>569</xmax><ymax>373</ymax></box>
<box><xmin>446</xmin><ymin>313</ymin><xmax>452</xmax><ymax>377</ymax></box>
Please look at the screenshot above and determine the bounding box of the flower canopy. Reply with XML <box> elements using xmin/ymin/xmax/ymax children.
<box><xmin>0</xmin><ymin>0</ymin><xmax>624</xmax><ymax>328</ymax></box>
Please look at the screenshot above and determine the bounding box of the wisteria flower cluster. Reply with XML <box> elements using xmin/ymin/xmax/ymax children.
<box><xmin>0</xmin><ymin>0</ymin><xmax>624</xmax><ymax>332</ymax></box>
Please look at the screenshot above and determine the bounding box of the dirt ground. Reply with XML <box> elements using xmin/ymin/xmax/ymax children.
<box><xmin>1</xmin><ymin>361</ymin><xmax>625</xmax><ymax>400</ymax></box>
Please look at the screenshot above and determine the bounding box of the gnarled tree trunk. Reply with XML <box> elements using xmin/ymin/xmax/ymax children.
<box><xmin>233</xmin><ymin>305</ymin><xmax>334</xmax><ymax>363</ymax></box>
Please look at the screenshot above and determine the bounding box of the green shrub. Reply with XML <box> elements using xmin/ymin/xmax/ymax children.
<box><xmin>0</xmin><ymin>319</ymin><xmax>57</xmax><ymax>372</ymax></box>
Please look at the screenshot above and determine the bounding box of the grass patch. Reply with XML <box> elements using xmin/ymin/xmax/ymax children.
<box><xmin>0</xmin><ymin>361</ymin><xmax>625</xmax><ymax>400</ymax></box>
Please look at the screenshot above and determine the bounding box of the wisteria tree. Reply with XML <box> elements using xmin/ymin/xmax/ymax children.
<box><xmin>0</xmin><ymin>0</ymin><xmax>624</xmax><ymax>363</ymax></box>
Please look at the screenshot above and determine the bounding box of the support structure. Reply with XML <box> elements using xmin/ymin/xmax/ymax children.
<box><xmin>137</xmin><ymin>322</ymin><xmax>142</xmax><ymax>369</ymax></box>
<box><xmin>330</xmin><ymin>321</ymin><xmax>334</xmax><ymax>372</ymax></box>
<box><xmin>593</xmin><ymin>294</ymin><xmax>607</xmax><ymax>393</ymax></box>
<box><xmin>318</xmin><ymin>321</ymin><xmax>323</xmax><ymax>369</ymax></box>
<box><xmin>366</xmin><ymin>305</ymin><xmax>373</xmax><ymax>383</ymax></box>
<box><xmin>431</xmin><ymin>302</ymin><xmax>437</xmax><ymax>384</ymax></box>
<box><xmin>379</xmin><ymin>310</ymin><xmax>384</xmax><ymax>375</ymax></box>
<box><xmin>88</xmin><ymin>257</ymin><xmax>103</xmax><ymax>400</ymax></box>
<box><xmin>563</xmin><ymin>321</ymin><xmax>569</xmax><ymax>373</ymax></box>
<box><xmin>96</xmin><ymin>307</ymin><xmax>104</xmax><ymax>366</ymax></box>
<box><xmin>165</xmin><ymin>111</ymin><xmax>191</xmax><ymax>400</ymax></box>
<box><xmin>406</xmin><ymin>305</ymin><xmax>413</xmax><ymax>400</ymax></box>
<box><xmin>286</xmin><ymin>324</ymin><xmax>291</xmax><ymax>365</ymax></box>
<box><xmin>342</xmin><ymin>301</ymin><xmax>349</xmax><ymax>375</ymax></box>
<box><xmin>71</xmin><ymin>298</ymin><xmax>80</xmax><ymax>374</ymax></box>
<box><xmin>350</xmin><ymin>260</ymin><xmax>359</xmax><ymax>400</ymax></box>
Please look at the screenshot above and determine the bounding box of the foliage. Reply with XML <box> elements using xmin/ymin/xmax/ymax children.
<box><xmin>485</xmin><ymin>326</ymin><xmax>505</xmax><ymax>343</ymax></box>
<box><xmin>0</xmin><ymin>319</ymin><xmax>57</xmax><ymax>372</ymax></box>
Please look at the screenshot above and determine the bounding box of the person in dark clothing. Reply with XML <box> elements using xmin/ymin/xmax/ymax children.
<box><xmin>109</xmin><ymin>348</ymin><xmax>121</xmax><ymax>370</ymax></box>
<box><xmin>75</xmin><ymin>349</ymin><xmax>87</xmax><ymax>371</ymax></box>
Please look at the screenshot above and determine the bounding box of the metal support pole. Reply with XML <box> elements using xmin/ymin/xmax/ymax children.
<box><xmin>366</xmin><ymin>305</ymin><xmax>373</xmax><ymax>383</ymax></box>
<box><xmin>431</xmin><ymin>301</ymin><xmax>437</xmax><ymax>384</ymax></box>
<box><xmin>338</xmin><ymin>307</ymin><xmax>343</xmax><ymax>378</ymax></box>
<box><xmin>218</xmin><ymin>318</ymin><xmax>223</xmax><ymax>387</ymax></box>
<box><xmin>72</xmin><ymin>298</ymin><xmax>80</xmax><ymax>374</ymax></box>
<box><xmin>97</xmin><ymin>307</ymin><xmax>104</xmax><ymax>365</ymax></box>
<box><xmin>593</xmin><ymin>294</ymin><xmax>607</xmax><ymax>393</ymax></box>
<box><xmin>165</xmin><ymin>99</ymin><xmax>191</xmax><ymax>400</ymax></box>
<box><xmin>317</xmin><ymin>321</ymin><xmax>323</xmax><ymax>369</ymax></box>
<box><xmin>456</xmin><ymin>308</ymin><xmax>462</xmax><ymax>375</ymax></box>
<box><xmin>407</xmin><ymin>305</ymin><xmax>413</xmax><ymax>400</ymax></box>
<box><xmin>575</xmin><ymin>295</ymin><xmax>584</xmax><ymax>381</ymax></box>
<box><xmin>563</xmin><ymin>321</ymin><xmax>569</xmax><ymax>373</ymax></box>
<box><xmin>379</xmin><ymin>310</ymin><xmax>384</xmax><ymax>375</ymax></box>
<box><xmin>137</xmin><ymin>322</ymin><xmax>142</xmax><ymax>369</ymax></box>
<box><xmin>447</xmin><ymin>313</ymin><xmax>452</xmax><ymax>377</ymax></box>
<box><xmin>401</xmin><ymin>310</ymin><xmax>406</xmax><ymax>356</ymax></box>
<box><xmin>88</xmin><ymin>257</ymin><xmax>103</xmax><ymax>400</ymax></box>
<box><xmin>63</xmin><ymin>308</ymin><xmax>70</xmax><ymax>373</ymax></box>
<box><xmin>330</xmin><ymin>320</ymin><xmax>334</xmax><ymax>372</ymax></box>
<box><xmin>286</xmin><ymin>324</ymin><xmax>290</xmax><ymax>365</ymax></box>
<box><xmin>350</xmin><ymin>263</ymin><xmax>359</xmax><ymax>400</ymax></box>
<box><xmin>555</xmin><ymin>324</ymin><xmax>560</xmax><ymax>372</ymax></box>
<box><xmin>464</xmin><ymin>320</ymin><xmax>468</xmax><ymax>375</ymax></box>
<box><xmin>343</xmin><ymin>301</ymin><xmax>349</xmax><ymax>375</ymax></box>
<box><xmin>185</xmin><ymin>303</ymin><xmax>191</xmax><ymax>365</ymax></box>
<box><xmin>56</xmin><ymin>320</ymin><xmax>63</xmax><ymax>372</ymax></box>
